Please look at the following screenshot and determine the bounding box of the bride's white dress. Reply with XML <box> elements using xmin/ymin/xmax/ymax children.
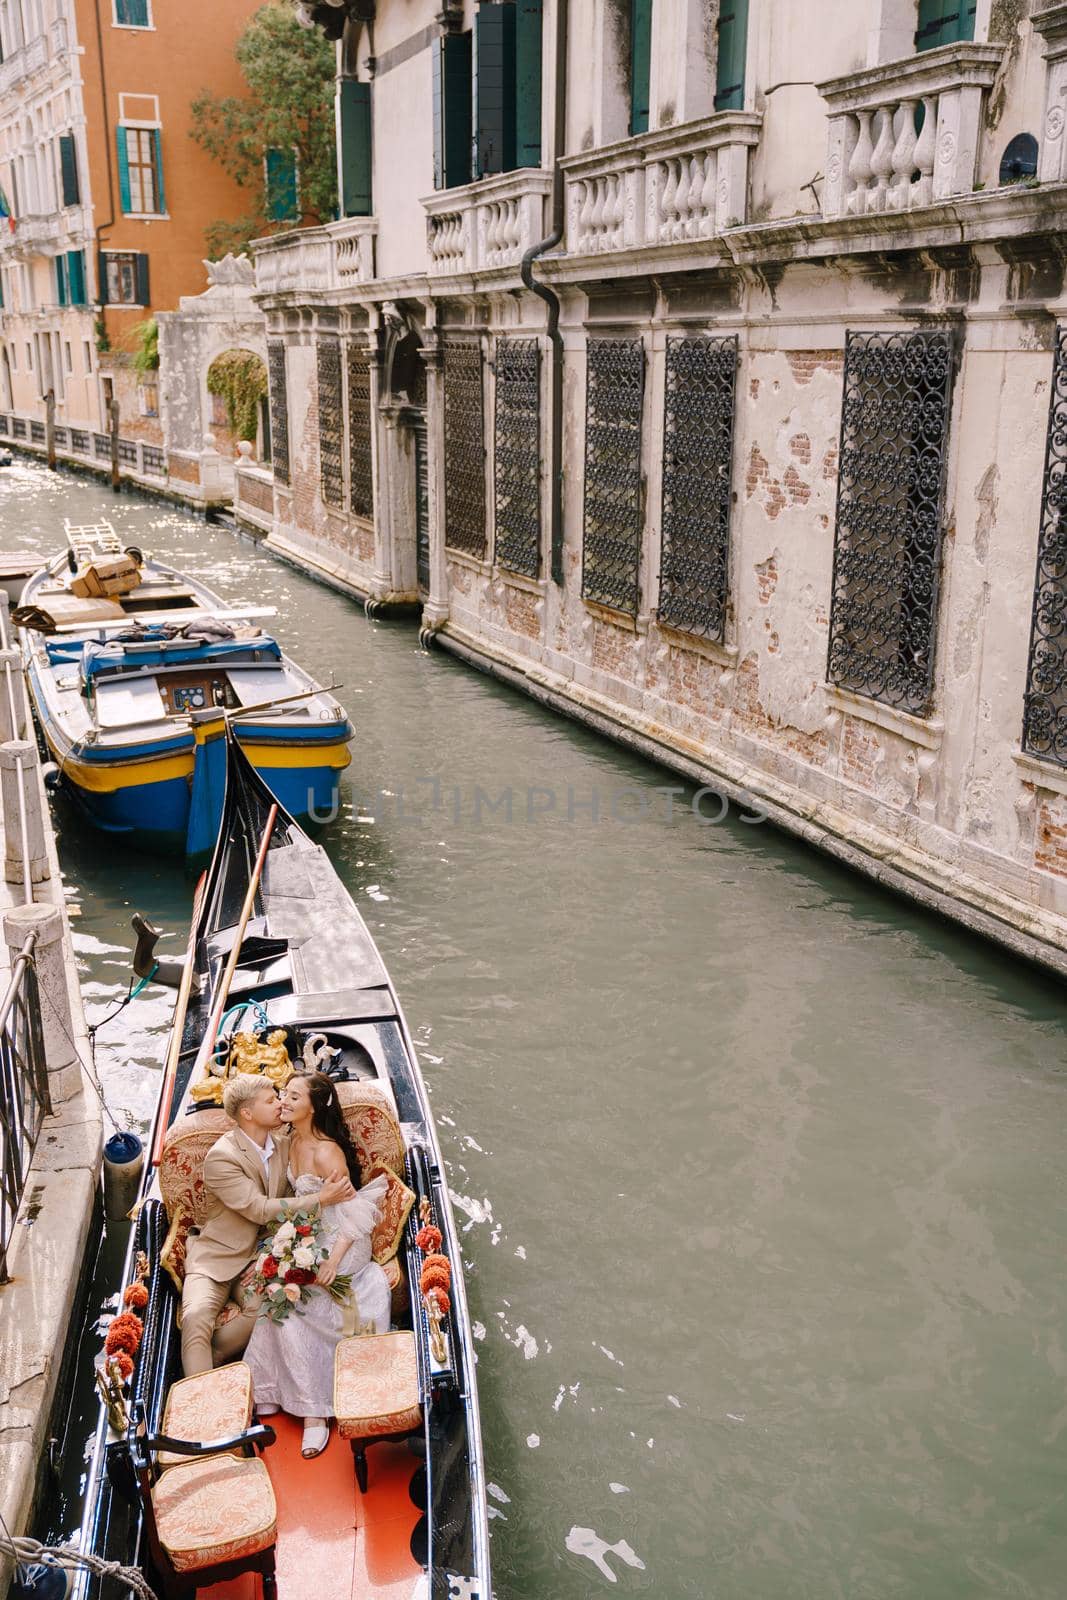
<box><xmin>244</xmin><ymin>1169</ymin><xmax>391</xmax><ymax>1418</ymax></box>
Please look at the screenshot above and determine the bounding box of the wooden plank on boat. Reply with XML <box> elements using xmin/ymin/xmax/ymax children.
<box><xmin>51</xmin><ymin>605</ymin><xmax>279</xmax><ymax>634</ymax></box>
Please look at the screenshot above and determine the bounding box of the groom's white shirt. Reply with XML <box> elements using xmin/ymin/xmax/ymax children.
<box><xmin>236</xmin><ymin>1126</ymin><xmax>275</xmax><ymax>1175</ymax></box>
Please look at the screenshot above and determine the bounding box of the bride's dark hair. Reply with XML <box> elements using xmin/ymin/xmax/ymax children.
<box><xmin>304</xmin><ymin>1071</ymin><xmax>362</xmax><ymax>1190</ymax></box>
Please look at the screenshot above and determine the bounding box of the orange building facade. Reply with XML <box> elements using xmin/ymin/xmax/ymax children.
<box><xmin>0</xmin><ymin>0</ymin><xmax>262</xmax><ymax>437</ymax></box>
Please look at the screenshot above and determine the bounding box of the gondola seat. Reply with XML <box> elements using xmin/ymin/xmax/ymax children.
<box><xmin>158</xmin><ymin>1085</ymin><xmax>416</xmax><ymax>1329</ymax></box>
<box><xmin>333</xmin><ymin>1330</ymin><xmax>423</xmax><ymax>1492</ymax></box>
<box><xmin>128</xmin><ymin>1405</ymin><xmax>278</xmax><ymax>1600</ymax></box>
<box><xmin>158</xmin><ymin>1361</ymin><xmax>254</xmax><ymax>1470</ymax></box>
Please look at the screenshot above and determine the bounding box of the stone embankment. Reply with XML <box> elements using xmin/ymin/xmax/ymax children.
<box><xmin>0</xmin><ymin>600</ymin><xmax>99</xmax><ymax>1597</ymax></box>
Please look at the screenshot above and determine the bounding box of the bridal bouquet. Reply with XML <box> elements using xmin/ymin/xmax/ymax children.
<box><xmin>251</xmin><ymin>1210</ymin><xmax>352</xmax><ymax>1324</ymax></box>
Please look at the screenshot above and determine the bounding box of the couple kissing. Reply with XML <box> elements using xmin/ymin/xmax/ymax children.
<box><xmin>180</xmin><ymin>1069</ymin><xmax>391</xmax><ymax>1458</ymax></box>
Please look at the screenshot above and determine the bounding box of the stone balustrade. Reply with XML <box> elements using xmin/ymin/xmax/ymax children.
<box><xmin>422</xmin><ymin>168</ymin><xmax>553</xmax><ymax>275</ymax></box>
<box><xmin>560</xmin><ymin>112</ymin><xmax>762</xmax><ymax>257</ymax></box>
<box><xmin>252</xmin><ymin>217</ymin><xmax>378</xmax><ymax>296</ymax></box>
<box><xmin>0</xmin><ymin>32</ymin><xmax>47</xmax><ymax>95</ymax></box>
<box><xmin>818</xmin><ymin>43</ymin><xmax>1004</xmax><ymax>219</ymax></box>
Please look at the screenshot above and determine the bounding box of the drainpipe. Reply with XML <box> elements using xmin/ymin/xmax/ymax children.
<box><xmin>519</xmin><ymin>0</ymin><xmax>568</xmax><ymax>587</ymax></box>
<box><xmin>92</xmin><ymin>0</ymin><xmax>115</xmax><ymax>401</ymax></box>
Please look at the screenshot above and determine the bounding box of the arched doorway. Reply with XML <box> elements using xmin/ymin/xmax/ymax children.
<box><xmin>205</xmin><ymin>348</ymin><xmax>269</xmax><ymax>459</ymax></box>
<box><xmin>381</xmin><ymin>315</ymin><xmax>428</xmax><ymax>595</ymax></box>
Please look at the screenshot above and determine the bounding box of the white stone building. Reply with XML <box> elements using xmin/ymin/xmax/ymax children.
<box><xmin>247</xmin><ymin>0</ymin><xmax>1067</xmax><ymax>971</ymax></box>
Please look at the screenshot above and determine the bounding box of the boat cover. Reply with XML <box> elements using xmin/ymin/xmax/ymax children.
<box><xmin>45</xmin><ymin>634</ymin><xmax>283</xmax><ymax>683</ymax></box>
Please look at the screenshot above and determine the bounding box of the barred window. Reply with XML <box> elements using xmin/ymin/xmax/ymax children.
<box><xmin>267</xmin><ymin>340</ymin><xmax>289</xmax><ymax>486</ymax></box>
<box><xmin>1022</xmin><ymin>325</ymin><xmax>1067</xmax><ymax>763</ymax></box>
<box><xmin>443</xmin><ymin>340</ymin><xmax>487</xmax><ymax>558</ymax></box>
<box><xmin>347</xmin><ymin>343</ymin><xmax>373</xmax><ymax>520</ymax></box>
<box><xmin>494</xmin><ymin>338</ymin><xmax>541</xmax><ymax>577</ymax></box>
<box><xmin>317</xmin><ymin>339</ymin><xmax>344</xmax><ymax>509</ymax></box>
<box><xmin>658</xmin><ymin>334</ymin><xmax>737</xmax><ymax>642</ymax></box>
<box><xmin>826</xmin><ymin>329</ymin><xmax>955</xmax><ymax>714</ymax></box>
<box><xmin>582</xmin><ymin>338</ymin><xmax>645</xmax><ymax>615</ymax></box>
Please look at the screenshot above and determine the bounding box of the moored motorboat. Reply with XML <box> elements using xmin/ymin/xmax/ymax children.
<box><xmin>73</xmin><ymin>738</ymin><xmax>491</xmax><ymax>1600</ymax></box>
<box><xmin>18</xmin><ymin>520</ymin><xmax>352</xmax><ymax>857</ymax></box>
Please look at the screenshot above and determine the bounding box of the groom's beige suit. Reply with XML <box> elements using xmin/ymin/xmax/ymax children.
<box><xmin>181</xmin><ymin>1126</ymin><xmax>301</xmax><ymax>1375</ymax></box>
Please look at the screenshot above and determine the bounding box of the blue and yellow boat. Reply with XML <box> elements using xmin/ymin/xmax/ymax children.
<box><xmin>19</xmin><ymin>529</ymin><xmax>352</xmax><ymax>857</ymax></box>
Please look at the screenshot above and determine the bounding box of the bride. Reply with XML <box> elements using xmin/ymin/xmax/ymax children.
<box><xmin>244</xmin><ymin>1071</ymin><xmax>391</xmax><ymax>1458</ymax></box>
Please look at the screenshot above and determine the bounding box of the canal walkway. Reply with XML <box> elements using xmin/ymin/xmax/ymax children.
<box><xmin>0</xmin><ymin>608</ymin><xmax>97</xmax><ymax>1598</ymax></box>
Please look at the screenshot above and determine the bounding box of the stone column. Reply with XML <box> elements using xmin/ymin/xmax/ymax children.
<box><xmin>0</xmin><ymin>740</ymin><xmax>47</xmax><ymax>890</ymax></box>
<box><xmin>421</xmin><ymin>333</ymin><xmax>450</xmax><ymax>632</ymax></box>
<box><xmin>3</xmin><ymin>903</ymin><xmax>80</xmax><ymax>1103</ymax></box>
<box><xmin>1034</xmin><ymin>9</ymin><xmax>1067</xmax><ymax>184</ymax></box>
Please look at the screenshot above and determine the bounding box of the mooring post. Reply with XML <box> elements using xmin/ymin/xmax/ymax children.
<box><xmin>0</xmin><ymin>740</ymin><xmax>47</xmax><ymax>893</ymax></box>
<box><xmin>0</xmin><ymin>649</ymin><xmax>24</xmax><ymax>743</ymax></box>
<box><xmin>0</xmin><ymin>589</ymin><xmax>11</xmax><ymax>651</ymax></box>
<box><xmin>3</xmin><ymin>903</ymin><xmax>80</xmax><ymax>1103</ymax></box>
<box><xmin>46</xmin><ymin>387</ymin><xmax>56</xmax><ymax>471</ymax></box>
<box><xmin>109</xmin><ymin>397</ymin><xmax>120</xmax><ymax>490</ymax></box>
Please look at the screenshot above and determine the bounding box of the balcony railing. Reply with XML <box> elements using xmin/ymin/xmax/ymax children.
<box><xmin>0</xmin><ymin>32</ymin><xmax>48</xmax><ymax>96</ymax></box>
<box><xmin>818</xmin><ymin>43</ymin><xmax>1004</xmax><ymax>219</ymax></box>
<box><xmin>251</xmin><ymin>216</ymin><xmax>378</xmax><ymax>297</ymax></box>
<box><xmin>560</xmin><ymin>112</ymin><xmax>762</xmax><ymax>257</ymax></box>
<box><xmin>422</xmin><ymin>168</ymin><xmax>553</xmax><ymax>275</ymax></box>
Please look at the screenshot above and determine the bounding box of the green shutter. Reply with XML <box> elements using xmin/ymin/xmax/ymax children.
<box><xmin>152</xmin><ymin>128</ymin><xmax>165</xmax><ymax>213</ymax></box>
<box><xmin>434</xmin><ymin>31</ymin><xmax>472</xmax><ymax>190</ymax></box>
<box><xmin>715</xmin><ymin>0</ymin><xmax>748</xmax><ymax>111</ymax></box>
<box><xmin>97</xmin><ymin>251</ymin><xmax>109</xmax><ymax>304</ymax></box>
<box><xmin>135</xmin><ymin>253</ymin><xmax>150</xmax><ymax>306</ymax></box>
<box><xmin>55</xmin><ymin>256</ymin><xmax>67</xmax><ymax>307</ymax></box>
<box><xmin>475</xmin><ymin>1</ymin><xmax>516</xmax><ymax>177</ymax></box>
<box><xmin>115</xmin><ymin>0</ymin><xmax>149</xmax><ymax>22</ymax></box>
<box><xmin>515</xmin><ymin>0</ymin><xmax>542</xmax><ymax>168</ymax></box>
<box><xmin>339</xmin><ymin>81</ymin><xmax>372</xmax><ymax>217</ymax></box>
<box><xmin>67</xmin><ymin>250</ymin><xmax>85</xmax><ymax>306</ymax></box>
<box><xmin>266</xmin><ymin>146</ymin><xmax>299</xmax><ymax>221</ymax></box>
<box><xmin>629</xmin><ymin>0</ymin><xmax>652</xmax><ymax>136</ymax></box>
<box><xmin>916</xmin><ymin>0</ymin><xmax>976</xmax><ymax>48</ymax></box>
<box><xmin>117</xmin><ymin>128</ymin><xmax>131</xmax><ymax>213</ymax></box>
<box><xmin>59</xmin><ymin>134</ymin><xmax>79</xmax><ymax>206</ymax></box>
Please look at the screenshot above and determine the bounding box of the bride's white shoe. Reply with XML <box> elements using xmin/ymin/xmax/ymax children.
<box><xmin>302</xmin><ymin>1419</ymin><xmax>329</xmax><ymax>1458</ymax></box>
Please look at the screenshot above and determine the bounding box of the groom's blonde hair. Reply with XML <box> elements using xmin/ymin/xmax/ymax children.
<box><xmin>222</xmin><ymin>1072</ymin><xmax>272</xmax><ymax>1122</ymax></box>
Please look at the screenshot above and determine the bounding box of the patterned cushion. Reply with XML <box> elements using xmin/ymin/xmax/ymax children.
<box><xmin>337</xmin><ymin>1082</ymin><xmax>405</xmax><ymax>1175</ymax></box>
<box><xmin>159</xmin><ymin>1361</ymin><xmax>253</xmax><ymax>1471</ymax></box>
<box><xmin>153</xmin><ymin>1454</ymin><xmax>276</xmax><ymax>1574</ymax></box>
<box><xmin>383</xmin><ymin>1254</ymin><xmax>409</xmax><ymax>1319</ymax></box>
<box><xmin>365</xmin><ymin>1163</ymin><xmax>416</xmax><ymax>1264</ymax></box>
<box><xmin>333</xmin><ymin>1331</ymin><xmax>422</xmax><ymax>1440</ymax></box>
<box><xmin>159</xmin><ymin>1108</ymin><xmax>230</xmax><ymax>1227</ymax></box>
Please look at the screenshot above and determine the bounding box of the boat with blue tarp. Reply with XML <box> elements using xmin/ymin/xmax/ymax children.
<box><xmin>17</xmin><ymin>521</ymin><xmax>353</xmax><ymax>857</ymax></box>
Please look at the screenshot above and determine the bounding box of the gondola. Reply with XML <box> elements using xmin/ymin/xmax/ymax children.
<box><xmin>74</xmin><ymin>730</ymin><xmax>491</xmax><ymax>1600</ymax></box>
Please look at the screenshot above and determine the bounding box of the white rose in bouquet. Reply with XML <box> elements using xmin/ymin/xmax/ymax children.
<box><xmin>273</xmin><ymin>1221</ymin><xmax>296</xmax><ymax>1245</ymax></box>
<box><xmin>293</xmin><ymin>1245</ymin><xmax>316</xmax><ymax>1269</ymax></box>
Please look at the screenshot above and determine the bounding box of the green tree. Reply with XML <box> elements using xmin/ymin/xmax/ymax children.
<box><xmin>190</xmin><ymin>0</ymin><xmax>337</xmax><ymax>257</ymax></box>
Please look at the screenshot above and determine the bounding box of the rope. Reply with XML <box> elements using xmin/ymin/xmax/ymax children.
<box><xmin>31</xmin><ymin>958</ymin><xmax>125</xmax><ymax>1136</ymax></box>
<box><xmin>88</xmin><ymin>962</ymin><xmax>159</xmax><ymax>1040</ymax></box>
<box><xmin>0</xmin><ymin>1516</ymin><xmax>158</xmax><ymax>1600</ymax></box>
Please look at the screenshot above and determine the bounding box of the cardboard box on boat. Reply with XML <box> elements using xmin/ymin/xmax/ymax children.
<box><xmin>69</xmin><ymin>555</ymin><xmax>141</xmax><ymax>598</ymax></box>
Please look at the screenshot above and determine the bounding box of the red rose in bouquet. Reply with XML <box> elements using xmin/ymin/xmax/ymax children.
<box><xmin>261</xmin><ymin>1256</ymin><xmax>279</xmax><ymax>1280</ymax></box>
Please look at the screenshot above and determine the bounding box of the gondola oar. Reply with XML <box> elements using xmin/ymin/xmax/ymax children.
<box><xmin>192</xmin><ymin>800</ymin><xmax>279</xmax><ymax>1080</ymax></box>
<box><xmin>149</xmin><ymin>872</ymin><xmax>206</xmax><ymax>1168</ymax></box>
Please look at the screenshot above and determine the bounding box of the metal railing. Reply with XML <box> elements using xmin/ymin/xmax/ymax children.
<box><xmin>0</xmin><ymin>931</ymin><xmax>49</xmax><ymax>1283</ymax></box>
<box><xmin>0</xmin><ymin>409</ymin><xmax>170</xmax><ymax>485</ymax></box>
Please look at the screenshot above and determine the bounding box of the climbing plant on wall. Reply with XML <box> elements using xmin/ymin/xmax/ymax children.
<box><xmin>206</xmin><ymin>350</ymin><xmax>268</xmax><ymax>442</ymax></box>
<box><xmin>131</xmin><ymin>319</ymin><xmax>159</xmax><ymax>379</ymax></box>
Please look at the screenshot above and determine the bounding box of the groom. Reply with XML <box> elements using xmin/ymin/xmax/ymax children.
<box><xmin>180</xmin><ymin>1072</ymin><xmax>355</xmax><ymax>1375</ymax></box>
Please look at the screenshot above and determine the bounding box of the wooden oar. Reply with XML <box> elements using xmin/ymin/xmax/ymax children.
<box><xmin>150</xmin><ymin>871</ymin><xmax>206</xmax><ymax>1168</ymax></box>
<box><xmin>194</xmin><ymin>801</ymin><xmax>279</xmax><ymax>1079</ymax></box>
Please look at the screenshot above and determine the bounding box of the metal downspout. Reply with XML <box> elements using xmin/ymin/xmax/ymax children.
<box><xmin>520</xmin><ymin>0</ymin><xmax>568</xmax><ymax>586</ymax></box>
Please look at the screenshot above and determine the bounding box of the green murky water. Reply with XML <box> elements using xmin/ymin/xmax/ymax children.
<box><xmin>5</xmin><ymin>456</ymin><xmax>1067</xmax><ymax>1598</ymax></box>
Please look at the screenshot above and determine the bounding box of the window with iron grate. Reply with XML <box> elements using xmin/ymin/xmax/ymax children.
<box><xmin>347</xmin><ymin>342</ymin><xmax>373</xmax><ymax>520</ymax></box>
<box><xmin>317</xmin><ymin>339</ymin><xmax>344</xmax><ymax>509</ymax></box>
<box><xmin>267</xmin><ymin>341</ymin><xmax>290</xmax><ymax>486</ymax></box>
<box><xmin>826</xmin><ymin>329</ymin><xmax>955</xmax><ymax>715</ymax></box>
<box><xmin>494</xmin><ymin>338</ymin><xmax>541</xmax><ymax>578</ymax></box>
<box><xmin>582</xmin><ymin>338</ymin><xmax>645</xmax><ymax>616</ymax></box>
<box><xmin>658</xmin><ymin>335</ymin><xmax>738</xmax><ymax>642</ymax></box>
<box><xmin>1022</xmin><ymin>326</ymin><xmax>1067</xmax><ymax>765</ymax></box>
<box><xmin>443</xmin><ymin>341</ymin><xmax>487</xmax><ymax>558</ymax></box>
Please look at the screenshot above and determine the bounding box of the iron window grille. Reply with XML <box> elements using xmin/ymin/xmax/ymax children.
<box><xmin>582</xmin><ymin>338</ymin><xmax>646</xmax><ymax>615</ymax></box>
<box><xmin>317</xmin><ymin>339</ymin><xmax>344</xmax><ymax>509</ymax></box>
<box><xmin>443</xmin><ymin>340</ymin><xmax>487</xmax><ymax>559</ymax></box>
<box><xmin>826</xmin><ymin>328</ymin><xmax>955</xmax><ymax>715</ymax></box>
<box><xmin>347</xmin><ymin>343</ymin><xmax>373</xmax><ymax>520</ymax></box>
<box><xmin>30</xmin><ymin>421</ymin><xmax>45</xmax><ymax>444</ymax></box>
<box><xmin>267</xmin><ymin>340</ymin><xmax>290</xmax><ymax>486</ymax></box>
<box><xmin>494</xmin><ymin>338</ymin><xmax>541</xmax><ymax>578</ymax></box>
<box><xmin>658</xmin><ymin>334</ymin><xmax>738</xmax><ymax>641</ymax></box>
<box><xmin>1022</xmin><ymin>324</ymin><xmax>1067</xmax><ymax>763</ymax></box>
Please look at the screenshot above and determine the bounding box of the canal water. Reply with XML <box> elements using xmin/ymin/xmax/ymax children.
<box><xmin>5</xmin><ymin>455</ymin><xmax>1067</xmax><ymax>1598</ymax></box>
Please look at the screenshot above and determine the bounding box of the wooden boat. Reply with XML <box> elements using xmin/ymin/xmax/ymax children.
<box><xmin>74</xmin><ymin>735</ymin><xmax>491</xmax><ymax>1600</ymax></box>
<box><xmin>18</xmin><ymin>521</ymin><xmax>352</xmax><ymax>857</ymax></box>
